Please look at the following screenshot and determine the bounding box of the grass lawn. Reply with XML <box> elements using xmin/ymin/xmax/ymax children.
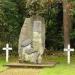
<box><xmin>0</xmin><ymin>56</ymin><xmax>18</xmax><ymax>72</ymax></box>
<box><xmin>0</xmin><ymin>57</ymin><xmax>7</xmax><ymax>72</ymax></box>
<box><xmin>40</xmin><ymin>55</ymin><xmax>75</xmax><ymax>75</ymax></box>
<box><xmin>0</xmin><ymin>53</ymin><xmax>75</xmax><ymax>75</ymax></box>
<box><xmin>40</xmin><ymin>64</ymin><xmax>75</xmax><ymax>75</ymax></box>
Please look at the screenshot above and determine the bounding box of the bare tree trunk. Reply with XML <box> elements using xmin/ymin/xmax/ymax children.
<box><xmin>63</xmin><ymin>0</ymin><xmax>71</xmax><ymax>48</ymax></box>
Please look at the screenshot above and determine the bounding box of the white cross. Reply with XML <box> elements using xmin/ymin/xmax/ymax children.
<box><xmin>64</xmin><ymin>44</ymin><xmax>74</xmax><ymax>64</ymax></box>
<box><xmin>2</xmin><ymin>43</ymin><xmax>12</xmax><ymax>62</ymax></box>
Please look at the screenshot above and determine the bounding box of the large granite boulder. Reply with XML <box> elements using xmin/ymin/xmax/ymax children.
<box><xmin>32</xmin><ymin>15</ymin><xmax>45</xmax><ymax>63</ymax></box>
<box><xmin>18</xmin><ymin>18</ymin><xmax>32</xmax><ymax>60</ymax></box>
<box><xmin>18</xmin><ymin>16</ymin><xmax>45</xmax><ymax>64</ymax></box>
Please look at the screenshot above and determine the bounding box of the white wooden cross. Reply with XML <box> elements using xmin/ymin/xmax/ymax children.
<box><xmin>64</xmin><ymin>44</ymin><xmax>74</xmax><ymax>64</ymax></box>
<box><xmin>2</xmin><ymin>43</ymin><xmax>12</xmax><ymax>62</ymax></box>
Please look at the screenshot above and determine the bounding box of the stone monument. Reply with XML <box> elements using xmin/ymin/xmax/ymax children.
<box><xmin>18</xmin><ymin>18</ymin><xmax>32</xmax><ymax>61</ymax></box>
<box><xmin>18</xmin><ymin>15</ymin><xmax>45</xmax><ymax>64</ymax></box>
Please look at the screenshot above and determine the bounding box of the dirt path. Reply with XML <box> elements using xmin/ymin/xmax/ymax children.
<box><xmin>0</xmin><ymin>68</ymin><xmax>41</xmax><ymax>75</ymax></box>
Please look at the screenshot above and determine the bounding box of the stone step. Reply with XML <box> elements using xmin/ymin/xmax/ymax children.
<box><xmin>5</xmin><ymin>62</ymin><xmax>57</xmax><ymax>68</ymax></box>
